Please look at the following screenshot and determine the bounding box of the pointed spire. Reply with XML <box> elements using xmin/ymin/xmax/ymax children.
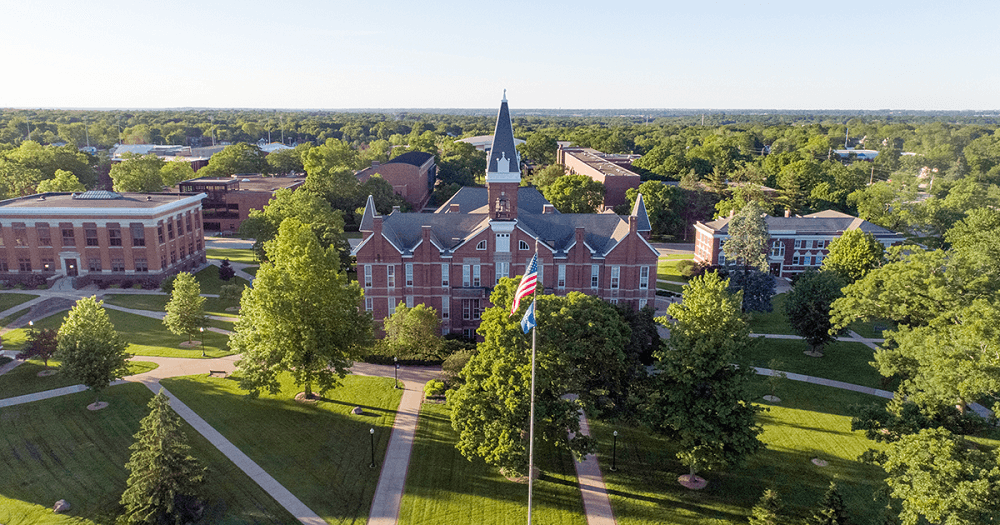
<box><xmin>359</xmin><ymin>194</ymin><xmax>378</xmax><ymax>232</ymax></box>
<box><xmin>631</xmin><ymin>193</ymin><xmax>651</xmax><ymax>232</ymax></box>
<box><xmin>486</xmin><ymin>93</ymin><xmax>520</xmax><ymax>182</ymax></box>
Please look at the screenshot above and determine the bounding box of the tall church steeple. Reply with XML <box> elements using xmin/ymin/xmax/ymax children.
<box><xmin>487</xmin><ymin>92</ymin><xmax>520</xmax><ymax>220</ymax></box>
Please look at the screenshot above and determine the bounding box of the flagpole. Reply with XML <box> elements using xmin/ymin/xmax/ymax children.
<box><xmin>527</xmin><ymin>293</ymin><xmax>537</xmax><ymax>525</ymax></box>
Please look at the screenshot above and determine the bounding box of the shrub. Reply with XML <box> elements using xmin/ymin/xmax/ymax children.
<box><xmin>442</xmin><ymin>348</ymin><xmax>475</xmax><ymax>382</ymax></box>
<box><xmin>160</xmin><ymin>274</ymin><xmax>177</xmax><ymax>293</ymax></box>
<box><xmin>675</xmin><ymin>259</ymin><xmax>702</xmax><ymax>278</ymax></box>
<box><xmin>121</xmin><ymin>279</ymin><xmax>134</xmax><ymax>289</ymax></box>
<box><xmin>132</xmin><ymin>283</ymin><xmax>143</xmax><ymax>290</ymax></box>
<box><xmin>219</xmin><ymin>283</ymin><xmax>243</xmax><ymax>303</ymax></box>
<box><xmin>424</xmin><ymin>380</ymin><xmax>446</xmax><ymax>398</ymax></box>
<box><xmin>109</xmin><ymin>283</ymin><xmax>121</xmax><ymax>289</ymax></box>
<box><xmin>36</xmin><ymin>284</ymin><xmax>47</xmax><ymax>289</ymax></box>
<box><xmin>218</xmin><ymin>259</ymin><xmax>236</xmax><ymax>281</ymax></box>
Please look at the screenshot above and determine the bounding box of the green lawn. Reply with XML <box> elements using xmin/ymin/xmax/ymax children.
<box><xmin>206</xmin><ymin>247</ymin><xmax>259</xmax><ymax>265</ymax></box>
<box><xmin>192</xmin><ymin>266</ymin><xmax>252</xmax><ymax>295</ymax></box>
<box><xmin>0</xmin><ymin>292</ymin><xmax>38</xmax><ymax>313</ymax></box>
<box><xmin>748</xmin><ymin>338</ymin><xmax>886</xmax><ymax>390</ymax></box>
<box><xmin>589</xmin><ymin>380</ymin><xmax>891</xmax><ymax>525</ymax></box>
<box><xmin>656</xmin><ymin>258</ymin><xmax>693</xmax><ymax>283</ymax></box>
<box><xmin>399</xmin><ymin>402</ymin><xmax>587</xmax><ymax>525</ymax></box>
<box><xmin>103</xmin><ymin>294</ymin><xmax>240</xmax><ymax>319</ymax></box>
<box><xmin>656</xmin><ymin>282</ymin><xmax>685</xmax><ymax>294</ymax></box>
<box><xmin>243</xmin><ymin>266</ymin><xmax>258</xmax><ymax>277</ymax></box>
<box><xmin>1</xmin><ymin>307</ymin><xmax>32</xmax><ymax>327</ymax></box>
<box><xmin>748</xmin><ymin>294</ymin><xmax>891</xmax><ymax>340</ymax></box>
<box><xmin>161</xmin><ymin>372</ymin><xmax>403</xmax><ymax>525</ymax></box>
<box><xmin>0</xmin><ymin>359</ymin><xmax>158</xmax><ymax>400</ymax></box>
<box><xmin>0</xmin><ymin>382</ymin><xmax>294</xmax><ymax>524</ymax></box>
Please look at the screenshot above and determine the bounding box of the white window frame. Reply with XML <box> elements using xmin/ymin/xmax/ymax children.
<box><xmin>476</xmin><ymin>239</ymin><xmax>487</xmax><ymax>250</ymax></box>
<box><xmin>718</xmin><ymin>249</ymin><xmax>726</xmax><ymax>266</ymax></box>
<box><xmin>365</xmin><ymin>297</ymin><xmax>373</xmax><ymax>312</ymax></box>
<box><xmin>442</xmin><ymin>300</ymin><xmax>449</xmax><ymax>319</ymax></box>
<box><xmin>557</xmin><ymin>264</ymin><xmax>566</xmax><ymax>289</ymax></box>
<box><xmin>496</xmin><ymin>262</ymin><xmax>509</xmax><ymax>285</ymax></box>
<box><xmin>610</xmin><ymin>266</ymin><xmax>620</xmax><ymax>290</ymax></box>
<box><xmin>591</xmin><ymin>265</ymin><xmax>600</xmax><ymax>289</ymax></box>
<box><xmin>405</xmin><ymin>263</ymin><xmax>414</xmax><ymax>287</ymax></box>
<box><xmin>387</xmin><ymin>265</ymin><xmax>395</xmax><ymax>288</ymax></box>
<box><xmin>441</xmin><ymin>263</ymin><xmax>449</xmax><ymax>287</ymax></box>
<box><xmin>639</xmin><ymin>266</ymin><xmax>649</xmax><ymax>289</ymax></box>
<box><xmin>519</xmin><ymin>240</ymin><xmax>529</xmax><ymax>250</ymax></box>
<box><xmin>496</xmin><ymin>233</ymin><xmax>510</xmax><ymax>253</ymax></box>
<box><xmin>388</xmin><ymin>298</ymin><xmax>396</xmax><ymax>315</ymax></box>
<box><xmin>364</xmin><ymin>265</ymin><xmax>372</xmax><ymax>287</ymax></box>
<box><xmin>472</xmin><ymin>265</ymin><xmax>481</xmax><ymax>287</ymax></box>
<box><xmin>770</xmin><ymin>241</ymin><xmax>785</xmax><ymax>258</ymax></box>
<box><xmin>462</xmin><ymin>265</ymin><xmax>471</xmax><ymax>287</ymax></box>
<box><xmin>406</xmin><ymin>295</ymin><xmax>414</xmax><ymax>308</ymax></box>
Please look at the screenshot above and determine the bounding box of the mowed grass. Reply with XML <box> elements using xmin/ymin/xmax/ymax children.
<box><xmin>0</xmin><ymin>292</ymin><xmax>38</xmax><ymax>313</ymax></box>
<box><xmin>0</xmin><ymin>359</ymin><xmax>158</xmax><ymax>400</ymax></box>
<box><xmin>589</xmin><ymin>380</ymin><xmax>890</xmax><ymax>525</ymax></box>
<box><xmin>206</xmin><ymin>247</ymin><xmax>259</xmax><ymax>265</ymax></box>
<box><xmin>192</xmin><ymin>266</ymin><xmax>251</xmax><ymax>295</ymax></box>
<box><xmin>0</xmin><ymin>382</ymin><xmax>294</xmax><ymax>524</ymax></box>
<box><xmin>103</xmin><ymin>293</ymin><xmax>241</xmax><ymax>319</ymax></box>
<box><xmin>748</xmin><ymin>338</ymin><xmax>886</xmax><ymax>390</ymax></box>
<box><xmin>161</xmin><ymin>372</ymin><xmax>403</xmax><ymax>525</ymax></box>
<box><xmin>657</xmin><ymin>257</ymin><xmax>694</xmax><ymax>282</ymax></box>
<box><xmin>399</xmin><ymin>402</ymin><xmax>587</xmax><ymax>525</ymax></box>
<box><xmin>748</xmin><ymin>294</ymin><xmax>891</xmax><ymax>340</ymax></box>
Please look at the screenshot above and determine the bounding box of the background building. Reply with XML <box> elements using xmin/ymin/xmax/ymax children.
<box><xmin>556</xmin><ymin>146</ymin><xmax>642</xmax><ymax>209</ymax></box>
<box><xmin>354</xmin><ymin>151</ymin><xmax>437</xmax><ymax>211</ymax></box>
<box><xmin>177</xmin><ymin>175</ymin><xmax>304</xmax><ymax>233</ymax></box>
<box><xmin>0</xmin><ymin>190</ymin><xmax>207</xmax><ymax>288</ymax></box>
<box><xmin>693</xmin><ymin>210</ymin><xmax>904</xmax><ymax>278</ymax></box>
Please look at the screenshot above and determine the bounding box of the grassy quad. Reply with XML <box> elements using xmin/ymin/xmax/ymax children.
<box><xmin>161</xmin><ymin>372</ymin><xmax>403</xmax><ymax>525</ymax></box>
<box><xmin>588</xmin><ymin>380</ymin><xmax>897</xmax><ymax>524</ymax></box>
<box><xmin>103</xmin><ymin>293</ymin><xmax>241</xmax><ymax>320</ymax></box>
<box><xmin>192</xmin><ymin>266</ymin><xmax>252</xmax><ymax>296</ymax></box>
<box><xmin>0</xmin><ymin>359</ymin><xmax>158</xmax><ymax>400</ymax></box>
<box><xmin>0</xmin><ymin>292</ymin><xmax>38</xmax><ymax>313</ymax></box>
<box><xmin>0</xmin><ymin>382</ymin><xmax>294</xmax><ymax>524</ymax></box>
<box><xmin>399</xmin><ymin>401</ymin><xmax>587</xmax><ymax>525</ymax></box>
<box><xmin>206</xmin><ymin>247</ymin><xmax>259</xmax><ymax>265</ymax></box>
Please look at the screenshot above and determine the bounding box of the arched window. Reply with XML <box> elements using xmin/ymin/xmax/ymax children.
<box><xmin>476</xmin><ymin>240</ymin><xmax>487</xmax><ymax>250</ymax></box>
<box><xmin>519</xmin><ymin>240</ymin><xmax>530</xmax><ymax>251</ymax></box>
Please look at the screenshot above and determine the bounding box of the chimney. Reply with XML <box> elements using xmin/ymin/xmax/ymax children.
<box><xmin>784</xmin><ymin>209</ymin><xmax>791</xmax><ymax>218</ymax></box>
<box><xmin>629</xmin><ymin>215</ymin><xmax>637</xmax><ymax>234</ymax></box>
<box><xmin>575</xmin><ymin>226</ymin><xmax>586</xmax><ymax>244</ymax></box>
<box><xmin>422</xmin><ymin>224</ymin><xmax>432</xmax><ymax>243</ymax></box>
<box><xmin>542</xmin><ymin>204</ymin><xmax>555</xmax><ymax>214</ymax></box>
<box><xmin>449</xmin><ymin>203</ymin><xmax>460</xmax><ymax>213</ymax></box>
<box><xmin>392</xmin><ymin>205</ymin><xmax>400</xmax><ymax>213</ymax></box>
<box><xmin>372</xmin><ymin>161</ymin><xmax>380</xmax><ymax>168</ymax></box>
<box><xmin>729</xmin><ymin>208</ymin><xmax>735</xmax><ymax>218</ymax></box>
<box><xmin>373</xmin><ymin>216</ymin><xmax>383</xmax><ymax>237</ymax></box>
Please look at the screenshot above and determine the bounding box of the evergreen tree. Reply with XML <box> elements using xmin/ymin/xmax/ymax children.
<box><xmin>217</xmin><ymin>259</ymin><xmax>236</xmax><ymax>281</ymax></box>
<box><xmin>748</xmin><ymin>488</ymin><xmax>782</xmax><ymax>525</ymax></box>
<box><xmin>55</xmin><ymin>297</ymin><xmax>131</xmax><ymax>405</ymax></box>
<box><xmin>162</xmin><ymin>272</ymin><xmax>207</xmax><ymax>342</ymax></box>
<box><xmin>120</xmin><ymin>390</ymin><xmax>206</xmax><ymax>525</ymax></box>
<box><xmin>722</xmin><ymin>200</ymin><xmax>770</xmax><ymax>272</ymax></box>
<box><xmin>809</xmin><ymin>482</ymin><xmax>851</xmax><ymax>525</ymax></box>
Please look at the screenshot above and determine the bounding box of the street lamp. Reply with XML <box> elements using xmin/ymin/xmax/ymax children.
<box><xmin>199</xmin><ymin>327</ymin><xmax>205</xmax><ymax>357</ymax></box>
<box><xmin>369</xmin><ymin>428</ymin><xmax>376</xmax><ymax>469</ymax></box>
<box><xmin>393</xmin><ymin>356</ymin><xmax>399</xmax><ymax>389</ymax></box>
<box><xmin>611</xmin><ymin>431</ymin><xmax>618</xmax><ymax>472</ymax></box>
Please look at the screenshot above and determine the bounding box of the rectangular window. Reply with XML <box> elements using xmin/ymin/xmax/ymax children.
<box><xmin>365</xmin><ymin>297</ymin><xmax>373</xmax><ymax>312</ymax></box>
<box><xmin>186</xmin><ymin>214</ymin><xmax>193</xmax><ymax>233</ymax></box>
<box><xmin>388</xmin><ymin>298</ymin><xmax>396</xmax><ymax>315</ymax></box>
<box><xmin>161</xmin><ymin>256</ymin><xmax>167</xmax><ymax>270</ymax></box>
<box><xmin>167</xmin><ymin>221</ymin><xmax>174</xmax><ymax>240</ymax></box>
<box><xmin>495</xmin><ymin>233</ymin><xmax>510</xmax><ymax>252</ymax></box>
<box><xmin>405</xmin><ymin>263</ymin><xmax>414</xmax><ymax>287</ymax></box>
<box><xmin>170</xmin><ymin>251</ymin><xmax>177</xmax><ymax>265</ymax></box>
<box><xmin>406</xmin><ymin>295</ymin><xmax>414</xmax><ymax>308</ymax></box>
<box><xmin>157</xmin><ymin>224</ymin><xmax>164</xmax><ymax>244</ymax></box>
<box><xmin>794</xmin><ymin>239</ymin><xmax>802</xmax><ymax>249</ymax></box>
<box><xmin>112</xmin><ymin>258</ymin><xmax>125</xmax><ymax>272</ymax></box>
<box><xmin>496</xmin><ymin>262</ymin><xmax>509</xmax><ymax>285</ymax></box>
<box><xmin>462</xmin><ymin>265</ymin><xmax>471</xmax><ymax>287</ymax></box>
<box><xmin>12</xmin><ymin>223</ymin><xmax>27</xmax><ymax>247</ymax></box>
<box><xmin>770</xmin><ymin>240</ymin><xmax>785</xmax><ymax>257</ymax></box>
<box><xmin>718</xmin><ymin>249</ymin><xmax>726</xmax><ymax>266</ymax></box>
<box><xmin>640</xmin><ymin>266</ymin><xmax>649</xmax><ymax>289</ymax></box>
<box><xmin>364</xmin><ymin>265</ymin><xmax>373</xmax><ymax>288</ymax></box>
<box><xmin>88</xmin><ymin>258</ymin><xmax>101</xmax><ymax>272</ymax></box>
<box><xmin>41</xmin><ymin>258</ymin><xmax>54</xmax><ymax>272</ymax></box>
<box><xmin>62</xmin><ymin>227</ymin><xmax>75</xmax><ymax>247</ymax></box>
<box><xmin>557</xmin><ymin>264</ymin><xmax>566</xmax><ymax>289</ymax></box>
<box><xmin>135</xmin><ymin>258</ymin><xmax>148</xmax><ymax>272</ymax></box>
<box><xmin>803</xmin><ymin>256</ymin><xmax>812</xmax><ymax>266</ymax></box>
<box><xmin>611</xmin><ymin>266</ymin><xmax>620</xmax><ymax>290</ymax></box>
<box><xmin>462</xmin><ymin>299</ymin><xmax>481</xmax><ymax>320</ymax></box>
<box><xmin>18</xmin><ymin>258</ymin><xmax>32</xmax><ymax>272</ymax></box>
<box><xmin>591</xmin><ymin>265</ymin><xmax>600</xmax><ymax>289</ymax></box>
<box><xmin>792</xmin><ymin>256</ymin><xmax>800</xmax><ymax>265</ymax></box>
<box><xmin>85</xmin><ymin>226</ymin><xmax>99</xmax><ymax>246</ymax></box>
<box><xmin>441</xmin><ymin>263</ymin><xmax>449</xmax><ymax>287</ymax></box>
<box><xmin>36</xmin><ymin>223</ymin><xmax>51</xmax><ymax>246</ymax></box>
<box><xmin>472</xmin><ymin>265</ymin><xmax>481</xmax><ymax>287</ymax></box>
<box><xmin>815</xmin><ymin>253</ymin><xmax>824</xmax><ymax>265</ymax></box>
<box><xmin>387</xmin><ymin>265</ymin><xmax>395</xmax><ymax>288</ymax></box>
<box><xmin>179</xmin><ymin>245</ymin><xmax>187</xmax><ymax>259</ymax></box>
<box><xmin>130</xmin><ymin>223</ymin><xmax>145</xmax><ymax>246</ymax></box>
<box><xmin>442</xmin><ymin>301</ymin><xmax>449</xmax><ymax>319</ymax></box>
<box><xmin>109</xmin><ymin>227</ymin><xmax>122</xmax><ymax>247</ymax></box>
<box><xmin>0</xmin><ymin>258</ymin><xmax>8</xmax><ymax>271</ymax></box>
<box><xmin>463</xmin><ymin>328</ymin><xmax>475</xmax><ymax>340</ymax></box>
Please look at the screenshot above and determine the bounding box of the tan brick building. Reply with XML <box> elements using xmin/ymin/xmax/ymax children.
<box><xmin>0</xmin><ymin>190</ymin><xmax>207</xmax><ymax>288</ymax></box>
<box><xmin>353</xmin><ymin>96</ymin><xmax>658</xmax><ymax>338</ymax></box>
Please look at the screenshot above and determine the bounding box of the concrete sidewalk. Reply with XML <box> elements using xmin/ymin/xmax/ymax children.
<box><xmin>570</xmin><ymin>410</ymin><xmax>617</xmax><ymax>525</ymax></box>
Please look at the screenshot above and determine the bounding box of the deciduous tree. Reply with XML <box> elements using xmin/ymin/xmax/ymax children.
<box><xmin>201</xmin><ymin>142</ymin><xmax>269</xmax><ymax>176</ymax></box>
<box><xmin>55</xmin><ymin>297</ymin><xmax>131</xmax><ymax>405</ymax></box>
<box><xmin>239</xmin><ymin>188</ymin><xmax>351</xmax><ymax>269</ymax></box>
<box><xmin>110</xmin><ymin>153</ymin><xmax>167</xmax><ymax>192</ymax></box>
<box><xmin>163</xmin><ymin>272</ymin><xmax>207</xmax><ymax>342</ymax></box>
<box><xmin>230</xmin><ymin>218</ymin><xmax>372</xmax><ymax>399</ymax></box>
<box><xmin>35</xmin><ymin>169</ymin><xmax>85</xmax><ymax>193</ymax></box>
<box><xmin>822</xmin><ymin>229</ymin><xmax>885</xmax><ymax>283</ymax></box>
<box><xmin>542</xmin><ymin>174</ymin><xmax>605</xmax><ymax>213</ymax></box>
<box><xmin>17</xmin><ymin>327</ymin><xmax>58</xmax><ymax>368</ymax></box>
<box><xmin>120</xmin><ymin>390</ymin><xmax>206</xmax><ymax>525</ymax></box>
<box><xmin>381</xmin><ymin>302</ymin><xmax>443</xmax><ymax>360</ymax></box>
<box><xmin>784</xmin><ymin>269</ymin><xmax>845</xmax><ymax>356</ymax></box>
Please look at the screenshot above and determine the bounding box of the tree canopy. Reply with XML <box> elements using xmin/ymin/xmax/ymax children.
<box><xmin>822</xmin><ymin>228</ymin><xmax>886</xmax><ymax>283</ymax></box>
<box><xmin>239</xmin><ymin>187</ymin><xmax>351</xmax><ymax>269</ymax></box>
<box><xmin>784</xmin><ymin>269</ymin><xmax>845</xmax><ymax>356</ymax></box>
<box><xmin>200</xmin><ymin>142</ymin><xmax>269</xmax><ymax>176</ymax></box>
<box><xmin>722</xmin><ymin>200</ymin><xmax>770</xmax><ymax>272</ymax></box>
<box><xmin>109</xmin><ymin>153</ymin><xmax>168</xmax><ymax>192</ymax></box>
<box><xmin>381</xmin><ymin>302</ymin><xmax>443</xmax><ymax>360</ymax></box>
<box><xmin>35</xmin><ymin>169</ymin><xmax>85</xmax><ymax>193</ymax></box>
<box><xmin>230</xmin><ymin>218</ymin><xmax>372</xmax><ymax>399</ymax></box>
<box><xmin>162</xmin><ymin>272</ymin><xmax>207</xmax><ymax>342</ymax></box>
<box><xmin>55</xmin><ymin>297</ymin><xmax>131</xmax><ymax>404</ymax></box>
<box><xmin>542</xmin><ymin>174</ymin><xmax>605</xmax><ymax>214</ymax></box>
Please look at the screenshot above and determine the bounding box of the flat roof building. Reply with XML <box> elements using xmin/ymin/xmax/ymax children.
<box><xmin>556</xmin><ymin>146</ymin><xmax>642</xmax><ymax>209</ymax></box>
<box><xmin>177</xmin><ymin>175</ymin><xmax>305</xmax><ymax>233</ymax></box>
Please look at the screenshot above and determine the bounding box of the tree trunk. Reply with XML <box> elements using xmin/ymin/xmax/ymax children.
<box><xmin>304</xmin><ymin>381</ymin><xmax>313</xmax><ymax>399</ymax></box>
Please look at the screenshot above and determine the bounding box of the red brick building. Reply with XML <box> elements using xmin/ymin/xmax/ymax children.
<box><xmin>354</xmin><ymin>151</ymin><xmax>436</xmax><ymax>211</ymax></box>
<box><xmin>693</xmin><ymin>210</ymin><xmax>904</xmax><ymax>278</ymax></box>
<box><xmin>556</xmin><ymin>146</ymin><xmax>642</xmax><ymax>210</ymax></box>
<box><xmin>353</xmin><ymin>96</ymin><xmax>659</xmax><ymax>337</ymax></box>
<box><xmin>177</xmin><ymin>175</ymin><xmax>304</xmax><ymax>233</ymax></box>
<box><xmin>0</xmin><ymin>190</ymin><xmax>207</xmax><ymax>288</ymax></box>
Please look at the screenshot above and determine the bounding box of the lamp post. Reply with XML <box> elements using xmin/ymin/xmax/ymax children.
<box><xmin>369</xmin><ymin>428</ymin><xmax>376</xmax><ymax>469</ymax></box>
<box><xmin>199</xmin><ymin>327</ymin><xmax>205</xmax><ymax>357</ymax></box>
<box><xmin>393</xmin><ymin>356</ymin><xmax>399</xmax><ymax>389</ymax></box>
<box><xmin>611</xmin><ymin>431</ymin><xmax>618</xmax><ymax>472</ymax></box>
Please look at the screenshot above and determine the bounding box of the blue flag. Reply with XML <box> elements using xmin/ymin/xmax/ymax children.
<box><xmin>520</xmin><ymin>300</ymin><xmax>536</xmax><ymax>334</ymax></box>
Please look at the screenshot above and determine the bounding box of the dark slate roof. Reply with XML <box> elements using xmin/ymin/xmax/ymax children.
<box><xmin>518</xmin><ymin>212</ymin><xmax>630</xmax><ymax>255</ymax></box>
<box><xmin>630</xmin><ymin>193</ymin><xmax>651</xmax><ymax>232</ymax></box>
<box><xmin>703</xmin><ymin>210</ymin><xmax>901</xmax><ymax>237</ymax></box>
<box><xmin>435</xmin><ymin>187</ymin><xmax>552</xmax><ymax>215</ymax></box>
<box><xmin>359</xmin><ymin>195</ymin><xmax>377</xmax><ymax>232</ymax></box>
<box><xmin>386</xmin><ymin>151</ymin><xmax>434</xmax><ymax>167</ymax></box>
<box><xmin>380</xmin><ymin>212</ymin><xmax>491</xmax><ymax>253</ymax></box>
<box><xmin>486</xmin><ymin>97</ymin><xmax>520</xmax><ymax>174</ymax></box>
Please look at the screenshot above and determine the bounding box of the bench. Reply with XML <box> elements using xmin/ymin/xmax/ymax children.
<box><xmin>208</xmin><ymin>370</ymin><xmax>227</xmax><ymax>378</ymax></box>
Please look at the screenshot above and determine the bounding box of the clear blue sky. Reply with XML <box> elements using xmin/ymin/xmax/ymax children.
<box><xmin>1</xmin><ymin>0</ymin><xmax>996</xmax><ymax>110</ymax></box>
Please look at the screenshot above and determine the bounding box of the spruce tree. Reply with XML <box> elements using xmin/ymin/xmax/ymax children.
<box><xmin>748</xmin><ymin>488</ymin><xmax>782</xmax><ymax>525</ymax></box>
<box><xmin>218</xmin><ymin>259</ymin><xmax>236</xmax><ymax>281</ymax></box>
<box><xmin>120</xmin><ymin>390</ymin><xmax>206</xmax><ymax>525</ymax></box>
<box><xmin>809</xmin><ymin>481</ymin><xmax>850</xmax><ymax>525</ymax></box>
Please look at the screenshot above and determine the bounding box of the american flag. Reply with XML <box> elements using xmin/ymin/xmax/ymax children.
<box><xmin>510</xmin><ymin>253</ymin><xmax>538</xmax><ymax>315</ymax></box>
